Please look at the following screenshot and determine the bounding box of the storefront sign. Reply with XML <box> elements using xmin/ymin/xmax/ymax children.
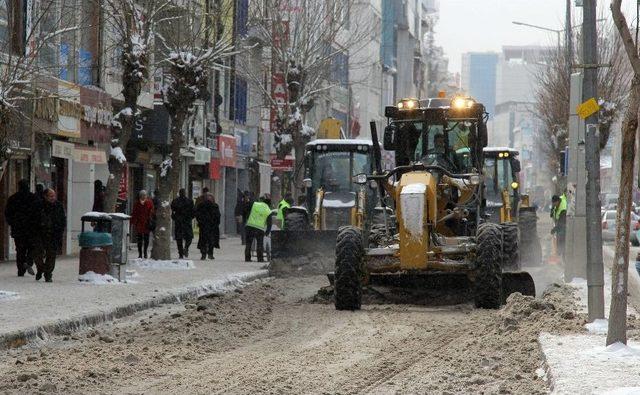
<box><xmin>218</xmin><ymin>135</ymin><xmax>237</xmax><ymax>167</ymax></box>
<box><xmin>209</xmin><ymin>158</ymin><xmax>221</xmax><ymax>180</ymax></box>
<box><xmin>270</xmin><ymin>73</ymin><xmax>287</xmax><ymax>132</ymax></box>
<box><xmin>52</xmin><ymin>140</ymin><xmax>75</xmax><ymax>160</ymax></box>
<box><xmin>73</xmin><ymin>147</ymin><xmax>107</xmax><ymax>164</ymax></box>
<box><xmin>58</xmin><ymin>80</ymin><xmax>81</xmax><ymax>138</ymax></box>
<box><xmin>270</xmin><ymin>156</ymin><xmax>293</xmax><ymax>171</ymax></box>
<box><xmin>118</xmin><ymin>164</ymin><xmax>128</xmax><ymax>201</ymax></box>
<box><xmin>193</xmin><ymin>146</ymin><xmax>212</xmax><ymax>164</ymax></box>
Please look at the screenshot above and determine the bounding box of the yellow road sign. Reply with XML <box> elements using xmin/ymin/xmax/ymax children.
<box><xmin>577</xmin><ymin>98</ymin><xmax>600</xmax><ymax>119</ymax></box>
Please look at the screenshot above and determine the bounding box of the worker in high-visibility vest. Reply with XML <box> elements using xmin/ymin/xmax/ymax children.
<box><xmin>276</xmin><ymin>193</ymin><xmax>293</xmax><ymax>229</ymax></box>
<box><xmin>550</xmin><ymin>194</ymin><xmax>567</xmax><ymax>258</ymax></box>
<box><xmin>245</xmin><ymin>196</ymin><xmax>273</xmax><ymax>262</ymax></box>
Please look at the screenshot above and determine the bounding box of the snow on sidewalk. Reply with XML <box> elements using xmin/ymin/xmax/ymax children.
<box><xmin>540</xmin><ymin>262</ymin><xmax>640</xmax><ymax>393</ymax></box>
<box><xmin>130</xmin><ymin>258</ymin><xmax>195</xmax><ymax>270</ymax></box>
<box><xmin>540</xmin><ymin>333</ymin><xmax>640</xmax><ymax>394</ymax></box>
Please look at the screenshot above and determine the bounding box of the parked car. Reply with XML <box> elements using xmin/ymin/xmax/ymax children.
<box><xmin>601</xmin><ymin>210</ymin><xmax>640</xmax><ymax>246</ymax></box>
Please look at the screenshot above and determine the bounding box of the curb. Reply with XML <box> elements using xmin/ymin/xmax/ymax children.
<box><xmin>0</xmin><ymin>270</ymin><xmax>268</xmax><ymax>350</ymax></box>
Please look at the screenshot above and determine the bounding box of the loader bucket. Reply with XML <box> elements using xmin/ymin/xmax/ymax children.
<box><xmin>268</xmin><ymin>229</ymin><xmax>338</xmax><ymax>277</ymax></box>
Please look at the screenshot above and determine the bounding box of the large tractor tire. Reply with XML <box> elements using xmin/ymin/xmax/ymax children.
<box><xmin>283</xmin><ymin>211</ymin><xmax>310</xmax><ymax>231</ymax></box>
<box><xmin>334</xmin><ymin>226</ymin><xmax>364</xmax><ymax>311</ymax></box>
<box><xmin>474</xmin><ymin>223</ymin><xmax>503</xmax><ymax>309</ymax></box>
<box><xmin>501</xmin><ymin>222</ymin><xmax>520</xmax><ymax>271</ymax></box>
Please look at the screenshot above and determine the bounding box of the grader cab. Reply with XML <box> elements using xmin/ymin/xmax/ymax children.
<box><xmin>333</xmin><ymin>96</ymin><xmax>535</xmax><ymax>310</ymax></box>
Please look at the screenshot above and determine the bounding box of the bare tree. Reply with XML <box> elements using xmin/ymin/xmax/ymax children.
<box><xmin>100</xmin><ymin>0</ymin><xmax>173</xmax><ymax>212</ymax></box>
<box><xmin>533</xmin><ymin>20</ymin><xmax>630</xmax><ymax>178</ymax></box>
<box><xmin>608</xmin><ymin>0</ymin><xmax>640</xmax><ymax>346</ymax></box>
<box><xmin>244</xmin><ymin>0</ymin><xmax>371</xmax><ymax>194</ymax></box>
<box><xmin>149</xmin><ymin>0</ymin><xmax>236</xmax><ymax>260</ymax></box>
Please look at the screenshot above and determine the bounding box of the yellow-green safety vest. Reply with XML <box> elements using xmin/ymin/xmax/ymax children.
<box><xmin>277</xmin><ymin>199</ymin><xmax>290</xmax><ymax>223</ymax></box>
<box><xmin>554</xmin><ymin>194</ymin><xmax>568</xmax><ymax>220</ymax></box>
<box><xmin>247</xmin><ymin>202</ymin><xmax>272</xmax><ymax>231</ymax></box>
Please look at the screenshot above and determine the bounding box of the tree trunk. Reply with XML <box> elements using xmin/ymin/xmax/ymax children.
<box><xmin>292</xmin><ymin>138</ymin><xmax>305</xmax><ymax>199</ymax></box>
<box><xmin>104</xmin><ymin>113</ymin><xmax>135</xmax><ymax>212</ymax></box>
<box><xmin>606</xmin><ymin>78</ymin><xmax>640</xmax><ymax>345</ymax></box>
<box><xmin>151</xmin><ymin>113</ymin><xmax>186</xmax><ymax>261</ymax></box>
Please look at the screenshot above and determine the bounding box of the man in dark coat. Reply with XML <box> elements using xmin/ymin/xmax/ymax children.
<box><xmin>34</xmin><ymin>188</ymin><xmax>66</xmax><ymax>282</ymax></box>
<box><xmin>195</xmin><ymin>193</ymin><xmax>221</xmax><ymax>260</ymax></box>
<box><xmin>92</xmin><ymin>180</ymin><xmax>106</xmax><ymax>212</ymax></box>
<box><xmin>171</xmin><ymin>188</ymin><xmax>195</xmax><ymax>259</ymax></box>
<box><xmin>4</xmin><ymin>179</ymin><xmax>39</xmax><ymax>276</ymax></box>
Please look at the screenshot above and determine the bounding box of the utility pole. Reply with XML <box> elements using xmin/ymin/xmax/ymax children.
<box><xmin>565</xmin><ymin>0</ymin><xmax>572</xmax><ymax>80</ymax></box>
<box><xmin>582</xmin><ymin>0</ymin><xmax>605</xmax><ymax>321</ymax></box>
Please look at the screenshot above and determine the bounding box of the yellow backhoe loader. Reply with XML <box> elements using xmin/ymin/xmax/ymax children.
<box><xmin>333</xmin><ymin>96</ymin><xmax>535</xmax><ymax>310</ymax></box>
<box><xmin>483</xmin><ymin>147</ymin><xmax>543</xmax><ymax>267</ymax></box>
<box><xmin>269</xmin><ymin>119</ymin><xmax>387</xmax><ymax>276</ymax></box>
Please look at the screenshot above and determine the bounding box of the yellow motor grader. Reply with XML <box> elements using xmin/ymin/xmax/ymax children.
<box><xmin>333</xmin><ymin>96</ymin><xmax>535</xmax><ymax>310</ymax></box>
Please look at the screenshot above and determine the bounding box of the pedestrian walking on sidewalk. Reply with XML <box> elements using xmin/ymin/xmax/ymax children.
<box><xmin>245</xmin><ymin>196</ymin><xmax>272</xmax><ymax>262</ymax></box>
<box><xmin>195</xmin><ymin>193</ymin><xmax>221</xmax><ymax>260</ymax></box>
<box><xmin>34</xmin><ymin>189</ymin><xmax>66</xmax><ymax>282</ymax></box>
<box><xmin>4</xmin><ymin>179</ymin><xmax>39</xmax><ymax>276</ymax></box>
<box><xmin>171</xmin><ymin>188</ymin><xmax>195</xmax><ymax>259</ymax></box>
<box><xmin>131</xmin><ymin>190</ymin><xmax>154</xmax><ymax>259</ymax></box>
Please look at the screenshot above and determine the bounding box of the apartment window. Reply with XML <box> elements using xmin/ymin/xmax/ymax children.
<box><xmin>234</xmin><ymin>77</ymin><xmax>247</xmax><ymax>125</ymax></box>
<box><xmin>0</xmin><ymin>1</ymin><xmax>8</xmax><ymax>48</ymax></box>
<box><xmin>331</xmin><ymin>49</ymin><xmax>348</xmax><ymax>88</ymax></box>
<box><xmin>235</xmin><ymin>0</ymin><xmax>248</xmax><ymax>37</ymax></box>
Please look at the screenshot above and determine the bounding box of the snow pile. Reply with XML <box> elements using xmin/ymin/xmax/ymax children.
<box><xmin>585</xmin><ymin>318</ymin><xmax>609</xmax><ymax>335</ymax></box>
<box><xmin>0</xmin><ymin>290</ymin><xmax>19</xmax><ymax>301</ymax></box>
<box><xmin>82</xmin><ymin>211</ymin><xmax>112</xmax><ymax>219</ymax></box>
<box><xmin>110</xmin><ymin>146</ymin><xmax>126</xmax><ymax>164</ymax></box>
<box><xmin>78</xmin><ymin>271</ymin><xmax>119</xmax><ymax>284</ymax></box>
<box><xmin>130</xmin><ymin>258</ymin><xmax>195</xmax><ymax>270</ymax></box>
<box><xmin>301</xmin><ymin>123</ymin><xmax>315</xmax><ymax>137</ymax></box>
<box><xmin>540</xmin><ymin>333</ymin><xmax>640</xmax><ymax>393</ymax></box>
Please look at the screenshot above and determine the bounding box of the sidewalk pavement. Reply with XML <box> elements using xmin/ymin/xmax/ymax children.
<box><xmin>538</xmin><ymin>244</ymin><xmax>640</xmax><ymax>394</ymax></box>
<box><xmin>0</xmin><ymin>237</ymin><xmax>267</xmax><ymax>349</ymax></box>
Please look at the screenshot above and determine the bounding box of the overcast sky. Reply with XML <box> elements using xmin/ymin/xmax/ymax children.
<box><xmin>438</xmin><ymin>0</ymin><xmax>637</xmax><ymax>74</ymax></box>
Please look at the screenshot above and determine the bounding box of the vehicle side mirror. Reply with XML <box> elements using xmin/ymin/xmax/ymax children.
<box><xmin>511</xmin><ymin>158</ymin><xmax>521</xmax><ymax>173</ymax></box>
<box><xmin>383</xmin><ymin>125</ymin><xmax>397</xmax><ymax>150</ymax></box>
<box><xmin>354</xmin><ymin>173</ymin><xmax>368</xmax><ymax>185</ymax></box>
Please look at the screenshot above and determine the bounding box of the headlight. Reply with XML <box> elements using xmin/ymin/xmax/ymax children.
<box><xmin>451</xmin><ymin>97</ymin><xmax>475</xmax><ymax>109</ymax></box>
<box><xmin>511</xmin><ymin>181</ymin><xmax>519</xmax><ymax>189</ymax></box>
<box><xmin>397</xmin><ymin>98</ymin><xmax>419</xmax><ymax>110</ymax></box>
<box><xmin>303</xmin><ymin>178</ymin><xmax>312</xmax><ymax>188</ymax></box>
<box><xmin>354</xmin><ymin>173</ymin><xmax>368</xmax><ymax>185</ymax></box>
<box><xmin>469</xmin><ymin>175</ymin><xmax>481</xmax><ymax>185</ymax></box>
<box><xmin>369</xmin><ymin>180</ymin><xmax>378</xmax><ymax>189</ymax></box>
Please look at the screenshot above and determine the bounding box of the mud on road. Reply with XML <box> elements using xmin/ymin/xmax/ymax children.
<box><xmin>0</xmin><ymin>275</ymin><xmax>600</xmax><ymax>394</ymax></box>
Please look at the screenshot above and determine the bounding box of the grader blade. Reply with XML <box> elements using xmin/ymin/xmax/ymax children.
<box><xmin>502</xmin><ymin>271</ymin><xmax>536</xmax><ymax>298</ymax></box>
<box><xmin>269</xmin><ymin>230</ymin><xmax>338</xmax><ymax>277</ymax></box>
